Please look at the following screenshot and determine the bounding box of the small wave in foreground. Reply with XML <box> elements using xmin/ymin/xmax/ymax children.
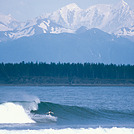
<box><xmin>0</xmin><ymin>127</ymin><xmax>134</xmax><ymax>134</ymax></box>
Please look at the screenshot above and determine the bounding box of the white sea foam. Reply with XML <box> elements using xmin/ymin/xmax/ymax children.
<box><xmin>32</xmin><ymin>114</ymin><xmax>57</xmax><ymax>123</ymax></box>
<box><xmin>0</xmin><ymin>102</ymin><xmax>35</xmax><ymax>124</ymax></box>
<box><xmin>45</xmin><ymin>115</ymin><xmax>57</xmax><ymax>122</ymax></box>
<box><xmin>0</xmin><ymin>127</ymin><xmax>134</xmax><ymax>134</ymax></box>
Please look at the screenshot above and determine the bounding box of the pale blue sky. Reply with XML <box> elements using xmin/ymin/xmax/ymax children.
<box><xmin>0</xmin><ymin>0</ymin><xmax>133</xmax><ymax>21</ymax></box>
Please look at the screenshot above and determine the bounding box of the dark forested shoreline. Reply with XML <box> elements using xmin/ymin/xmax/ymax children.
<box><xmin>0</xmin><ymin>62</ymin><xmax>134</xmax><ymax>85</ymax></box>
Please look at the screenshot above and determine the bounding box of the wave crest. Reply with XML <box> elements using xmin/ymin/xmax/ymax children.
<box><xmin>0</xmin><ymin>102</ymin><xmax>35</xmax><ymax>124</ymax></box>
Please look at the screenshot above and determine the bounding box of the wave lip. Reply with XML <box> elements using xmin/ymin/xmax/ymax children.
<box><xmin>0</xmin><ymin>102</ymin><xmax>35</xmax><ymax>124</ymax></box>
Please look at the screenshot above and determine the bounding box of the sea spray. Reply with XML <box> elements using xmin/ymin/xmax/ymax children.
<box><xmin>0</xmin><ymin>102</ymin><xmax>35</xmax><ymax>123</ymax></box>
<box><xmin>22</xmin><ymin>97</ymin><xmax>40</xmax><ymax>112</ymax></box>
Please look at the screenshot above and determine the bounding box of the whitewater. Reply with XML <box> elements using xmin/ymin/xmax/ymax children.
<box><xmin>0</xmin><ymin>86</ymin><xmax>134</xmax><ymax>134</ymax></box>
<box><xmin>1</xmin><ymin>127</ymin><xmax>134</xmax><ymax>134</ymax></box>
<box><xmin>0</xmin><ymin>102</ymin><xmax>35</xmax><ymax>124</ymax></box>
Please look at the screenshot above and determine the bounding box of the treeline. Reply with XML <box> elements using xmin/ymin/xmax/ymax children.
<box><xmin>0</xmin><ymin>62</ymin><xmax>134</xmax><ymax>80</ymax></box>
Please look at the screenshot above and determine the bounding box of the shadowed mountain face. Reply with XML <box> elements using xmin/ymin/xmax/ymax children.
<box><xmin>0</xmin><ymin>28</ymin><xmax>134</xmax><ymax>64</ymax></box>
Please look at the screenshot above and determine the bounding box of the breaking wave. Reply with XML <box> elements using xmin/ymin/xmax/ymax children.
<box><xmin>0</xmin><ymin>96</ymin><xmax>40</xmax><ymax>124</ymax></box>
<box><xmin>0</xmin><ymin>102</ymin><xmax>35</xmax><ymax>124</ymax></box>
<box><xmin>32</xmin><ymin>102</ymin><xmax>134</xmax><ymax>125</ymax></box>
<box><xmin>0</xmin><ymin>100</ymin><xmax>134</xmax><ymax>125</ymax></box>
<box><xmin>1</xmin><ymin>127</ymin><xmax>134</xmax><ymax>134</ymax></box>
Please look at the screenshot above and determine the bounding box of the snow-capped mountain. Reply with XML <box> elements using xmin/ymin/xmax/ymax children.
<box><xmin>45</xmin><ymin>3</ymin><xmax>82</xmax><ymax>29</ymax></box>
<box><xmin>0</xmin><ymin>0</ymin><xmax>134</xmax><ymax>41</ymax></box>
<box><xmin>115</xmin><ymin>26</ymin><xmax>134</xmax><ymax>36</ymax></box>
<box><xmin>0</xmin><ymin>14</ymin><xmax>19</xmax><ymax>31</ymax></box>
<box><xmin>0</xmin><ymin>17</ymin><xmax>74</xmax><ymax>42</ymax></box>
<box><xmin>46</xmin><ymin>0</ymin><xmax>134</xmax><ymax>33</ymax></box>
<box><xmin>103</xmin><ymin>0</ymin><xmax>134</xmax><ymax>33</ymax></box>
<box><xmin>115</xmin><ymin>25</ymin><xmax>134</xmax><ymax>42</ymax></box>
<box><xmin>7</xmin><ymin>18</ymin><xmax>74</xmax><ymax>39</ymax></box>
<box><xmin>46</xmin><ymin>3</ymin><xmax>112</xmax><ymax>30</ymax></box>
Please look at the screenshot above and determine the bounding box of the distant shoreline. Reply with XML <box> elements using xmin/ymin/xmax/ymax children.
<box><xmin>0</xmin><ymin>62</ymin><xmax>134</xmax><ymax>87</ymax></box>
<box><xmin>1</xmin><ymin>77</ymin><xmax>134</xmax><ymax>87</ymax></box>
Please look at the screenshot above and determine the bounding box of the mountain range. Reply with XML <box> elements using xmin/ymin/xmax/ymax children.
<box><xmin>0</xmin><ymin>28</ymin><xmax>134</xmax><ymax>64</ymax></box>
<box><xmin>0</xmin><ymin>0</ymin><xmax>134</xmax><ymax>42</ymax></box>
<box><xmin>0</xmin><ymin>0</ymin><xmax>134</xmax><ymax>64</ymax></box>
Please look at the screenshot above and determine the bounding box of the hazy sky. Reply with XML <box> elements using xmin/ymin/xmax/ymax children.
<box><xmin>0</xmin><ymin>0</ymin><xmax>133</xmax><ymax>21</ymax></box>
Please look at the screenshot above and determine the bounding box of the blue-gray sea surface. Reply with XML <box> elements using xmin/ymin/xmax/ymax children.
<box><xmin>0</xmin><ymin>86</ymin><xmax>134</xmax><ymax>134</ymax></box>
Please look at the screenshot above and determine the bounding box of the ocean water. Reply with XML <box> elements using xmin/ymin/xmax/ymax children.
<box><xmin>0</xmin><ymin>86</ymin><xmax>134</xmax><ymax>134</ymax></box>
